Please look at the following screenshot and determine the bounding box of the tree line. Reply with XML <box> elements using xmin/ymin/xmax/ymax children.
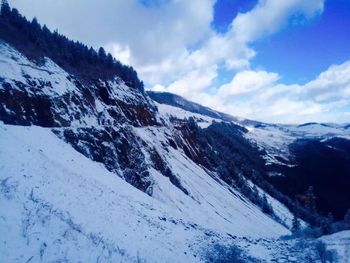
<box><xmin>0</xmin><ymin>1</ymin><xmax>144</xmax><ymax>90</ymax></box>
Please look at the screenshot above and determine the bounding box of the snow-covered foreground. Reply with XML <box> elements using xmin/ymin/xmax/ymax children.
<box><xmin>0</xmin><ymin>123</ymin><xmax>207</xmax><ymax>262</ymax></box>
<box><xmin>0</xmin><ymin>122</ymin><xmax>291</xmax><ymax>262</ymax></box>
<box><xmin>320</xmin><ymin>231</ymin><xmax>350</xmax><ymax>262</ymax></box>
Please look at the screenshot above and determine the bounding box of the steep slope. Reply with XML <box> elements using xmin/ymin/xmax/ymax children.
<box><xmin>0</xmin><ymin>41</ymin><xmax>157</xmax><ymax>128</ymax></box>
<box><xmin>148</xmin><ymin>91</ymin><xmax>233</xmax><ymax>121</ymax></box>
<box><xmin>0</xmin><ymin>38</ymin><xmax>296</xmax><ymax>261</ymax></box>
<box><xmin>244</xmin><ymin>123</ymin><xmax>350</xmax><ymax>219</ymax></box>
<box><xmin>0</xmin><ymin>37</ymin><xmax>297</xmax><ymax>226</ymax></box>
<box><xmin>0</xmin><ymin>123</ymin><xmax>220</xmax><ymax>262</ymax></box>
<box><xmin>0</xmin><ymin>122</ymin><xmax>290</xmax><ymax>262</ymax></box>
<box><xmin>0</xmin><ymin>40</ymin><xmax>159</xmax><ymax>191</ymax></box>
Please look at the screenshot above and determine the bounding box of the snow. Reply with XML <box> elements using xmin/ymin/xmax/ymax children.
<box><xmin>133</xmin><ymin>126</ymin><xmax>290</xmax><ymax>238</ymax></box>
<box><xmin>244</xmin><ymin>123</ymin><xmax>350</xmax><ymax>166</ymax></box>
<box><xmin>99</xmin><ymin>77</ymin><xmax>147</xmax><ymax>104</ymax></box>
<box><xmin>0</xmin><ymin>122</ymin><xmax>294</xmax><ymax>262</ymax></box>
<box><xmin>1</xmin><ymin>39</ymin><xmax>349</xmax><ymax>262</ymax></box>
<box><xmin>290</xmin><ymin>123</ymin><xmax>350</xmax><ymax>138</ymax></box>
<box><xmin>0</xmin><ymin>123</ymin><xmax>291</xmax><ymax>262</ymax></box>
<box><xmin>0</xmin><ymin>41</ymin><xmax>78</xmax><ymax>97</ymax></box>
<box><xmin>155</xmin><ymin>102</ymin><xmax>221</xmax><ymax>129</ymax></box>
<box><xmin>0</xmin><ymin>123</ymin><xmax>203</xmax><ymax>262</ymax></box>
<box><xmin>320</xmin><ymin>230</ymin><xmax>350</xmax><ymax>263</ymax></box>
<box><xmin>0</xmin><ymin>41</ymin><xmax>158</xmax><ymax>129</ymax></box>
<box><xmin>244</xmin><ymin>125</ymin><xmax>295</xmax><ymax>166</ymax></box>
<box><xmin>246</xmin><ymin>180</ymin><xmax>306</xmax><ymax>229</ymax></box>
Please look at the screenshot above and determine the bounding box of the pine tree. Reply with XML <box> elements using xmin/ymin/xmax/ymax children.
<box><xmin>344</xmin><ymin>209</ymin><xmax>350</xmax><ymax>225</ymax></box>
<box><xmin>0</xmin><ymin>4</ymin><xmax>144</xmax><ymax>90</ymax></box>
<box><xmin>320</xmin><ymin>212</ymin><xmax>334</xmax><ymax>235</ymax></box>
<box><xmin>327</xmin><ymin>212</ymin><xmax>334</xmax><ymax>224</ymax></box>
<box><xmin>1</xmin><ymin>0</ymin><xmax>9</xmax><ymax>8</ymax></box>
<box><xmin>0</xmin><ymin>0</ymin><xmax>10</xmax><ymax>15</ymax></box>
<box><xmin>98</xmin><ymin>47</ymin><xmax>107</xmax><ymax>60</ymax></box>
<box><xmin>305</xmin><ymin>186</ymin><xmax>317</xmax><ymax>212</ymax></box>
<box><xmin>292</xmin><ymin>214</ymin><xmax>301</xmax><ymax>232</ymax></box>
<box><xmin>261</xmin><ymin>194</ymin><xmax>273</xmax><ymax>215</ymax></box>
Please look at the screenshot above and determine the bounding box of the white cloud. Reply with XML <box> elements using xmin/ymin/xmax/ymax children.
<box><xmin>9</xmin><ymin>0</ymin><xmax>323</xmax><ymax>87</ymax></box>
<box><xmin>197</xmin><ymin>61</ymin><xmax>350</xmax><ymax>124</ymax></box>
<box><xmin>166</xmin><ymin>65</ymin><xmax>218</xmax><ymax>95</ymax></box>
<box><xmin>303</xmin><ymin>61</ymin><xmax>350</xmax><ymax>102</ymax></box>
<box><xmin>10</xmin><ymin>0</ymin><xmax>347</xmax><ymax>123</ymax></box>
<box><xmin>231</xmin><ymin>0</ymin><xmax>324</xmax><ymax>43</ymax></box>
<box><xmin>145</xmin><ymin>0</ymin><xmax>325</xmax><ymax>103</ymax></box>
<box><xmin>218</xmin><ymin>70</ymin><xmax>279</xmax><ymax>96</ymax></box>
<box><xmin>10</xmin><ymin>0</ymin><xmax>214</xmax><ymax>68</ymax></box>
<box><xmin>105</xmin><ymin>43</ymin><xmax>131</xmax><ymax>65</ymax></box>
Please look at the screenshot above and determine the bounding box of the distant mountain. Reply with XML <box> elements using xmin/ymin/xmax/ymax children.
<box><xmin>149</xmin><ymin>91</ymin><xmax>350</xmax><ymax>220</ymax></box>
<box><xmin>147</xmin><ymin>90</ymin><xmax>257</xmax><ymax>125</ymax></box>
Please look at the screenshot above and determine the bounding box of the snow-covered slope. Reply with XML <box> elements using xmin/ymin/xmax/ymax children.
<box><xmin>0</xmin><ymin>39</ymin><xmax>302</xmax><ymax>262</ymax></box>
<box><xmin>320</xmin><ymin>230</ymin><xmax>350</xmax><ymax>262</ymax></box>
<box><xmin>150</xmin><ymin>92</ymin><xmax>350</xmax><ymax>169</ymax></box>
<box><xmin>133</xmin><ymin>125</ymin><xmax>290</xmax><ymax>236</ymax></box>
<box><xmin>148</xmin><ymin>91</ymin><xmax>236</xmax><ymax>122</ymax></box>
<box><xmin>155</xmin><ymin>102</ymin><xmax>223</xmax><ymax>128</ymax></box>
<box><xmin>149</xmin><ymin>92</ymin><xmax>350</xmax><ymax>223</ymax></box>
<box><xmin>0</xmin><ymin>41</ymin><xmax>157</xmax><ymax>128</ymax></box>
<box><xmin>0</xmin><ymin>123</ymin><xmax>290</xmax><ymax>262</ymax></box>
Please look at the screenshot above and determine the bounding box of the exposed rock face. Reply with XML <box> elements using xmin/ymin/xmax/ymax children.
<box><xmin>150</xmin><ymin>94</ymin><xmax>350</xmax><ymax>220</ymax></box>
<box><xmin>0</xmin><ymin>41</ymin><xmax>159</xmax><ymax>193</ymax></box>
<box><xmin>0</xmin><ymin>69</ymin><xmax>157</xmax><ymax>128</ymax></box>
<box><xmin>0</xmin><ymin>41</ymin><xmax>280</xmax><ymax>217</ymax></box>
<box><xmin>53</xmin><ymin>126</ymin><xmax>154</xmax><ymax>194</ymax></box>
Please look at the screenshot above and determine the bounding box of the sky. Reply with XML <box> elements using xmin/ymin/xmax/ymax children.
<box><xmin>7</xmin><ymin>0</ymin><xmax>350</xmax><ymax>123</ymax></box>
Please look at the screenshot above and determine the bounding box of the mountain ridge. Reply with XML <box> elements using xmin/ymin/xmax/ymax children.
<box><xmin>149</xmin><ymin>91</ymin><xmax>350</xmax><ymax>220</ymax></box>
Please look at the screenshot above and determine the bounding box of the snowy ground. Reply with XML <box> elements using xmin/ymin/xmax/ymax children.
<box><xmin>0</xmin><ymin>41</ymin><xmax>77</xmax><ymax>97</ymax></box>
<box><xmin>0</xmin><ymin>123</ymin><xmax>206</xmax><ymax>262</ymax></box>
<box><xmin>0</xmin><ymin>122</ymin><xmax>293</xmax><ymax>262</ymax></box>
<box><xmin>320</xmin><ymin>230</ymin><xmax>350</xmax><ymax>262</ymax></box>
<box><xmin>133</xmin><ymin>126</ymin><xmax>290</xmax><ymax>238</ymax></box>
<box><xmin>156</xmin><ymin>102</ymin><xmax>223</xmax><ymax>129</ymax></box>
<box><xmin>0</xmin><ymin>41</ymin><xmax>295</xmax><ymax>262</ymax></box>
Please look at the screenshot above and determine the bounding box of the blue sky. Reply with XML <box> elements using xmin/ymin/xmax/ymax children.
<box><xmin>212</xmin><ymin>0</ymin><xmax>350</xmax><ymax>84</ymax></box>
<box><xmin>213</xmin><ymin>0</ymin><xmax>258</xmax><ymax>33</ymax></box>
<box><xmin>8</xmin><ymin>0</ymin><xmax>350</xmax><ymax>123</ymax></box>
<box><xmin>251</xmin><ymin>0</ymin><xmax>350</xmax><ymax>84</ymax></box>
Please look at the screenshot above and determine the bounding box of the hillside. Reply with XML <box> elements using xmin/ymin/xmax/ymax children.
<box><xmin>150</xmin><ymin>92</ymin><xmax>350</xmax><ymax>220</ymax></box>
<box><xmin>0</xmin><ymin>36</ymin><xmax>293</xmax><ymax>261</ymax></box>
<box><xmin>1</xmin><ymin>3</ymin><xmax>350</xmax><ymax>262</ymax></box>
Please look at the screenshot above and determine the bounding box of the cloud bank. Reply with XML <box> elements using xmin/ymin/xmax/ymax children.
<box><xmin>10</xmin><ymin>0</ymin><xmax>350</xmax><ymax>123</ymax></box>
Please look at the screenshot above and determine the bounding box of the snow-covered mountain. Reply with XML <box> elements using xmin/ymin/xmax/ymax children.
<box><xmin>0</xmin><ymin>37</ymin><xmax>292</xmax><ymax>262</ymax></box>
<box><xmin>149</xmin><ymin>91</ymin><xmax>350</xmax><ymax>220</ymax></box>
<box><xmin>1</xmin><ymin>5</ymin><xmax>349</xmax><ymax>262</ymax></box>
